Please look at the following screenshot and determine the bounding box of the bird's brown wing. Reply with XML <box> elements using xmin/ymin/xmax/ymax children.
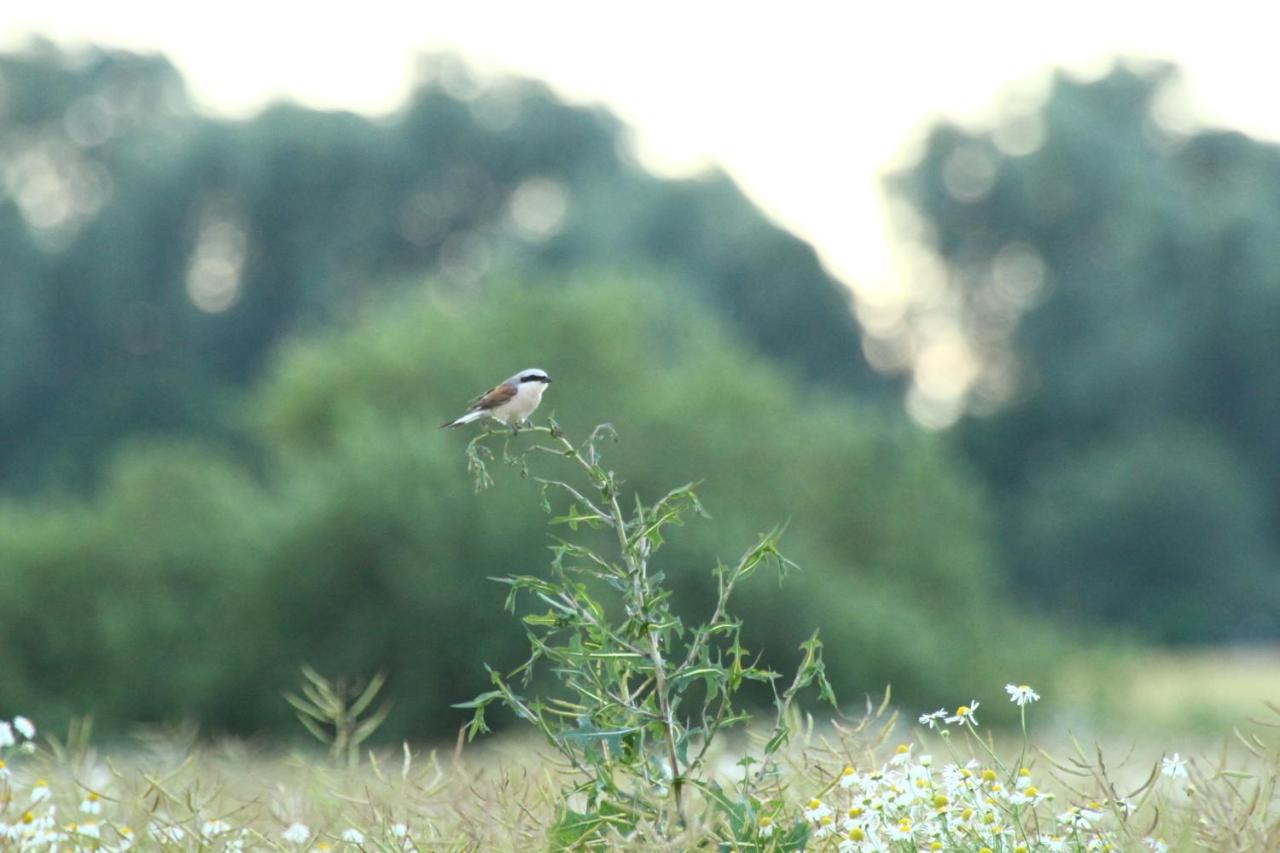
<box><xmin>467</xmin><ymin>381</ymin><xmax>518</xmax><ymax>412</ymax></box>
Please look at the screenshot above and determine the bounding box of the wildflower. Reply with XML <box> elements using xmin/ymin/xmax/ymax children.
<box><xmin>803</xmin><ymin>798</ymin><xmax>833</xmax><ymax>822</ymax></box>
<box><xmin>1160</xmin><ymin>753</ymin><xmax>1188</xmax><ymax>779</ymax></box>
<box><xmin>1009</xmin><ymin>785</ymin><xmax>1048</xmax><ymax>806</ymax></box>
<box><xmin>390</xmin><ymin>822</ymin><xmax>409</xmax><ymax>838</ymax></box>
<box><xmin>1005</xmin><ymin>684</ymin><xmax>1040</xmax><ymax>706</ymax></box>
<box><xmin>13</xmin><ymin>717</ymin><xmax>35</xmax><ymax>739</ymax></box>
<box><xmin>342</xmin><ymin>828</ymin><xmax>366</xmax><ymax>844</ymax></box>
<box><xmin>0</xmin><ymin>722</ymin><xmax>14</xmax><ymax>748</ymax></box>
<box><xmin>839</xmin><ymin>764</ymin><xmax>858</xmax><ymax>787</ymax></box>
<box><xmin>886</xmin><ymin>817</ymin><xmax>912</xmax><ymax>841</ymax></box>
<box><xmin>889</xmin><ymin>743</ymin><xmax>913</xmax><ymax>765</ymax></box>
<box><xmin>282</xmin><ymin>823</ymin><xmax>311</xmax><ymax>844</ymax></box>
<box><xmin>814</xmin><ymin>813</ymin><xmax>837</xmax><ymax>839</ymax></box>
<box><xmin>81</xmin><ymin>792</ymin><xmax>104</xmax><ymax>815</ymax></box>
<box><xmin>1057</xmin><ymin>806</ymin><xmax>1099</xmax><ymax>829</ymax></box>
<box><xmin>1144</xmin><ymin>838</ymin><xmax>1168</xmax><ymax>853</ymax></box>
<box><xmin>0</xmin><ymin>758</ymin><xmax>8</xmax><ymax>779</ymax></box>
<box><xmin>74</xmin><ymin>822</ymin><xmax>101</xmax><ymax>839</ymax></box>
<box><xmin>149</xmin><ymin>824</ymin><xmax>187</xmax><ymax>843</ymax></box>
<box><xmin>202</xmin><ymin>819</ymin><xmax>232</xmax><ymax>837</ymax></box>
<box><xmin>839</xmin><ymin>826</ymin><xmax>868</xmax><ymax>853</ymax></box>
<box><xmin>757</xmin><ymin>815</ymin><xmax>775</xmax><ymax>839</ymax></box>
<box><xmin>918</xmin><ymin>708</ymin><xmax>948</xmax><ymax>729</ymax></box>
<box><xmin>30</xmin><ymin>779</ymin><xmax>51</xmax><ymax>803</ymax></box>
<box><xmin>945</xmin><ymin>701</ymin><xmax>980</xmax><ymax>726</ymax></box>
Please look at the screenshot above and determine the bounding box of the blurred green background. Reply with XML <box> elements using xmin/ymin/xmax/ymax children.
<box><xmin>1</xmin><ymin>44</ymin><xmax>1277</xmax><ymax>740</ymax></box>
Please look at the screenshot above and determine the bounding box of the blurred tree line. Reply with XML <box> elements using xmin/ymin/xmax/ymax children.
<box><xmin>890</xmin><ymin>61</ymin><xmax>1280</xmax><ymax>642</ymax></box>
<box><xmin>0</xmin><ymin>41</ymin><xmax>888</xmax><ymax>495</ymax></box>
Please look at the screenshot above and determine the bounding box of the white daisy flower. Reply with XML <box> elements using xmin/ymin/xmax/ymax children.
<box><xmin>282</xmin><ymin>822</ymin><xmax>310</xmax><ymax>844</ymax></box>
<box><xmin>13</xmin><ymin>717</ymin><xmax>35</xmax><ymax>740</ymax></box>
<box><xmin>803</xmin><ymin>798</ymin><xmax>833</xmax><ymax>822</ymax></box>
<box><xmin>30</xmin><ymin>779</ymin><xmax>51</xmax><ymax>803</ymax></box>
<box><xmin>342</xmin><ymin>827</ymin><xmax>366</xmax><ymax>844</ymax></box>
<box><xmin>1161</xmin><ymin>753</ymin><xmax>1188</xmax><ymax>779</ymax></box>
<box><xmin>0</xmin><ymin>722</ymin><xmax>14</xmax><ymax>748</ymax></box>
<box><xmin>944</xmin><ymin>701</ymin><xmax>980</xmax><ymax>726</ymax></box>
<box><xmin>918</xmin><ymin>708</ymin><xmax>948</xmax><ymax>729</ymax></box>
<box><xmin>202</xmin><ymin>819</ymin><xmax>232</xmax><ymax>837</ymax></box>
<box><xmin>80</xmin><ymin>792</ymin><xmax>104</xmax><ymax>815</ymax></box>
<box><xmin>1005</xmin><ymin>684</ymin><xmax>1041</xmax><ymax>706</ymax></box>
<box><xmin>149</xmin><ymin>824</ymin><xmax>186</xmax><ymax>843</ymax></box>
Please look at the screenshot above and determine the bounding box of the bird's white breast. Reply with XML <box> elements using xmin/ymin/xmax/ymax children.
<box><xmin>493</xmin><ymin>381</ymin><xmax>545</xmax><ymax>423</ymax></box>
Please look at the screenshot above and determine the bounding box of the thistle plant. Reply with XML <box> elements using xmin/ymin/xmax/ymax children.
<box><xmin>455</xmin><ymin>421</ymin><xmax>836</xmax><ymax>844</ymax></box>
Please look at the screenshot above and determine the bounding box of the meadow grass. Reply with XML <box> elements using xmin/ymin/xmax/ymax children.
<box><xmin>5</xmin><ymin>423</ymin><xmax>1279</xmax><ymax>850</ymax></box>
<box><xmin>3</xmin><ymin>691</ymin><xmax>1280</xmax><ymax>850</ymax></box>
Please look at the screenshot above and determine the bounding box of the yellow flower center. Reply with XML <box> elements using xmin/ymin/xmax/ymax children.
<box><xmin>933</xmin><ymin>794</ymin><xmax>948</xmax><ymax>808</ymax></box>
<box><xmin>930</xmin><ymin>843</ymin><xmax>943</xmax><ymax>851</ymax></box>
<box><xmin>1018</xmin><ymin>767</ymin><xmax>1031</xmax><ymax>777</ymax></box>
<box><xmin>849</xmin><ymin>827</ymin><xmax>866</xmax><ymax>842</ymax></box>
<box><xmin>88</xmin><ymin>791</ymin><xmax>100</xmax><ymax>801</ymax></box>
<box><xmin>842</xmin><ymin>765</ymin><xmax>855</xmax><ymax>776</ymax></box>
<box><xmin>819</xmin><ymin>815</ymin><xmax>833</xmax><ymax>826</ymax></box>
<box><xmin>807</xmin><ymin>799</ymin><xmax>821</xmax><ymax>810</ymax></box>
<box><xmin>847</xmin><ymin>807</ymin><xmax>862</xmax><ymax>818</ymax></box>
<box><xmin>759</xmin><ymin>815</ymin><xmax>772</xmax><ymax>827</ymax></box>
<box><xmin>961</xmin><ymin>807</ymin><xmax>973</xmax><ymax>820</ymax></box>
<box><xmin>956</xmin><ymin>705</ymin><xmax>970</xmax><ymax>716</ymax></box>
<box><xmin>1024</xmin><ymin>786</ymin><xmax>1038</xmax><ymax>797</ymax></box>
<box><xmin>895</xmin><ymin>743</ymin><xmax>909</xmax><ymax>754</ymax></box>
<box><xmin>22</xmin><ymin>811</ymin><xmax>34</xmax><ymax>825</ymax></box>
<box><xmin>981</xmin><ymin>768</ymin><xmax>997</xmax><ymax>782</ymax></box>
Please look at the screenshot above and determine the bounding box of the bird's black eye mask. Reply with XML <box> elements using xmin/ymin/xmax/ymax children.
<box><xmin>520</xmin><ymin>375</ymin><xmax>549</xmax><ymax>384</ymax></box>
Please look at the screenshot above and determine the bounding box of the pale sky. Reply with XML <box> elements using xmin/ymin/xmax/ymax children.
<box><xmin>3</xmin><ymin>1</ymin><xmax>1274</xmax><ymax>301</ymax></box>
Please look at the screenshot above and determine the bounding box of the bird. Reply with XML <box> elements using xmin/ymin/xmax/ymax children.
<box><xmin>441</xmin><ymin>368</ymin><xmax>552</xmax><ymax>431</ymax></box>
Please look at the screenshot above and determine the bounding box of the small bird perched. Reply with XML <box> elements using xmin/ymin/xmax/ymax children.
<box><xmin>441</xmin><ymin>368</ymin><xmax>552</xmax><ymax>431</ymax></box>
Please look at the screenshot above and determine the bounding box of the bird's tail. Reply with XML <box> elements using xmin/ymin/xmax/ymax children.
<box><xmin>440</xmin><ymin>409</ymin><xmax>486</xmax><ymax>429</ymax></box>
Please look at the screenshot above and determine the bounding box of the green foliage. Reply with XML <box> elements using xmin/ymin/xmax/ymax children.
<box><xmin>455</xmin><ymin>422</ymin><xmax>834</xmax><ymax>839</ymax></box>
<box><xmin>891</xmin><ymin>60</ymin><xmax>1280</xmax><ymax>640</ymax></box>
<box><xmin>0</xmin><ymin>274</ymin><xmax>1039</xmax><ymax>738</ymax></box>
